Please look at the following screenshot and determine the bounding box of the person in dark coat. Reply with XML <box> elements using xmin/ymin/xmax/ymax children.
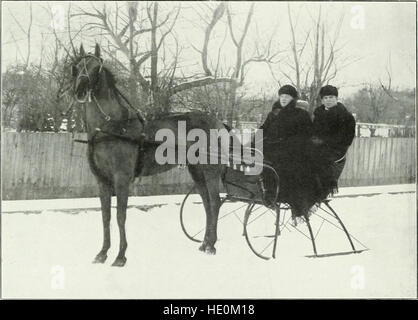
<box><xmin>310</xmin><ymin>85</ymin><xmax>356</xmax><ymax>198</ymax></box>
<box><xmin>260</xmin><ymin>84</ymin><xmax>312</xmax><ymax>159</ymax></box>
<box><xmin>258</xmin><ymin>85</ymin><xmax>316</xmax><ymax>216</ymax></box>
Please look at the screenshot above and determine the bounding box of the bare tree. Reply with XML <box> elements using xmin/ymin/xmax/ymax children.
<box><xmin>345</xmin><ymin>57</ymin><xmax>414</xmax><ymax>135</ymax></box>
<box><xmin>365</xmin><ymin>84</ymin><xmax>388</xmax><ymax>125</ymax></box>
<box><xmin>8</xmin><ymin>3</ymin><xmax>33</xmax><ymax>69</ymax></box>
<box><xmin>377</xmin><ymin>59</ymin><xmax>415</xmax><ymax>129</ymax></box>
<box><xmin>227</xmin><ymin>4</ymin><xmax>280</xmax><ymax>126</ymax></box>
<box><xmin>1</xmin><ymin>71</ymin><xmax>20</xmax><ymax>128</ymax></box>
<box><xmin>281</xmin><ymin>4</ymin><xmax>357</xmax><ymax>113</ymax></box>
<box><xmin>72</xmin><ymin>2</ymin><xmax>235</xmax><ymax>118</ymax></box>
<box><xmin>192</xmin><ymin>3</ymin><xmax>279</xmax><ymax>126</ymax></box>
<box><xmin>347</xmin><ymin>78</ymin><xmax>391</xmax><ymax>136</ymax></box>
<box><xmin>73</xmin><ymin>2</ymin><xmax>152</xmax><ymax>106</ymax></box>
<box><xmin>378</xmin><ymin>57</ymin><xmax>408</xmax><ymax>107</ymax></box>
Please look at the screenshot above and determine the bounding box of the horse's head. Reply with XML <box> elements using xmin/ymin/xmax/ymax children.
<box><xmin>71</xmin><ymin>43</ymin><xmax>104</xmax><ymax>103</ymax></box>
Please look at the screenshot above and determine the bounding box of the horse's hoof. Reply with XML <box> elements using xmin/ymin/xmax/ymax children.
<box><xmin>199</xmin><ymin>243</ymin><xmax>216</xmax><ymax>255</ymax></box>
<box><xmin>111</xmin><ymin>257</ymin><xmax>127</xmax><ymax>267</ymax></box>
<box><xmin>93</xmin><ymin>253</ymin><xmax>107</xmax><ymax>264</ymax></box>
<box><xmin>205</xmin><ymin>247</ymin><xmax>216</xmax><ymax>255</ymax></box>
<box><xmin>199</xmin><ymin>244</ymin><xmax>206</xmax><ymax>252</ymax></box>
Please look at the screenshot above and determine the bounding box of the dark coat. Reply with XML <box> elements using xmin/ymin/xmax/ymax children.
<box><xmin>260</xmin><ymin>99</ymin><xmax>313</xmax><ymax>170</ymax></box>
<box><xmin>259</xmin><ymin>100</ymin><xmax>317</xmax><ymax>215</ymax></box>
<box><xmin>309</xmin><ymin>102</ymin><xmax>356</xmax><ymax>199</ymax></box>
<box><xmin>312</xmin><ymin>102</ymin><xmax>356</xmax><ymax>158</ymax></box>
<box><xmin>260</xmin><ymin>100</ymin><xmax>312</xmax><ymax>144</ymax></box>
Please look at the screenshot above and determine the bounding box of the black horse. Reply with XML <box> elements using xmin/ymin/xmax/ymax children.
<box><xmin>71</xmin><ymin>44</ymin><xmax>229</xmax><ymax>266</ymax></box>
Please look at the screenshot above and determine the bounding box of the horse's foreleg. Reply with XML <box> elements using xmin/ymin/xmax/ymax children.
<box><xmin>204</xmin><ymin>176</ymin><xmax>221</xmax><ymax>255</ymax></box>
<box><xmin>93</xmin><ymin>180</ymin><xmax>112</xmax><ymax>264</ymax></box>
<box><xmin>112</xmin><ymin>175</ymin><xmax>129</xmax><ymax>267</ymax></box>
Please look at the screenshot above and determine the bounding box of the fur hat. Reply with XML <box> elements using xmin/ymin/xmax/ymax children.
<box><xmin>319</xmin><ymin>85</ymin><xmax>338</xmax><ymax>98</ymax></box>
<box><xmin>278</xmin><ymin>85</ymin><xmax>298</xmax><ymax>99</ymax></box>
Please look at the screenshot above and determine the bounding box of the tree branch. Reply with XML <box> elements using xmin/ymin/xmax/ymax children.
<box><xmin>201</xmin><ymin>3</ymin><xmax>225</xmax><ymax>76</ymax></box>
<box><xmin>287</xmin><ymin>3</ymin><xmax>300</xmax><ymax>90</ymax></box>
<box><xmin>171</xmin><ymin>77</ymin><xmax>232</xmax><ymax>95</ymax></box>
<box><xmin>26</xmin><ymin>3</ymin><xmax>32</xmax><ymax>68</ymax></box>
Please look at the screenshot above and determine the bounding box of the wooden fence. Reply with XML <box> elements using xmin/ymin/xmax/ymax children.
<box><xmin>240</xmin><ymin>121</ymin><xmax>416</xmax><ymax>137</ymax></box>
<box><xmin>1</xmin><ymin>132</ymin><xmax>416</xmax><ymax>200</ymax></box>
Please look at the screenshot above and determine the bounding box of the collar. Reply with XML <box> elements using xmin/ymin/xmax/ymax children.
<box><xmin>282</xmin><ymin>100</ymin><xmax>297</xmax><ymax>110</ymax></box>
<box><xmin>323</xmin><ymin>103</ymin><xmax>338</xmax><ymax>111</ymax></box>
<box><xmin>272</xmin><ymin>99</ymin><xmax>297</xmax><ymax>111</ymax></box>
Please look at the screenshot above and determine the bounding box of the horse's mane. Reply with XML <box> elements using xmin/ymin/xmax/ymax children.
<box><xmin>92</xmin><ymin>64</ymin><xmax>145</xmax><ymax>124</ymax></box>
<box><xmin>95</xmin><ymin>66</ymin><xmax>117</xmax><ymax>93</ymax></box>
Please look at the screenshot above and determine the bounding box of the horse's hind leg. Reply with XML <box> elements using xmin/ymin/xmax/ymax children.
<box><xmin>203</xmin><ymin>168</ymin><xmax>221</xmax><ymax>254</ymax></box>
<box><xmin>188</xmin><ymin>166</ymin><xmax>215</xmax><ymax>254</ymax></box>
<box><xmin>188</xmin><ymin>165</ymin><xmax>221</xmax><ymax>255</ymax></box>
<box><xmin>111</xmin><ymin>174</ymin><xmax>129</xmax><ymax>267</ymax></box>
<box><xmin>93</xmin><ymin>180</ymin><xmax>112</xmax><ymax>264</ymax></box>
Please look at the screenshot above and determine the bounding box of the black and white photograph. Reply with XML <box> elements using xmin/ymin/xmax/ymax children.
<box><xmin>1</xmin><ymin>1</ymin><xmax>416</xmax><ymax>301</ymax></box>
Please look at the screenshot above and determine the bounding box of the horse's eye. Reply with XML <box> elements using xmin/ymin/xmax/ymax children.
<box><xmin>71</xmin><ymin>65</ymin><xmax>77</xmax><ymax>77</ymax></box>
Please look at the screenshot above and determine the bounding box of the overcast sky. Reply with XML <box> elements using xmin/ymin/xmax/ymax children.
<box><xmin>2</xmin><ymin>1</ymin><xmax>416</xmax><ymax>98</ymax></box>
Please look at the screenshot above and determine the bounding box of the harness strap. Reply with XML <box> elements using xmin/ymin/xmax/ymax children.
<box><xmin>73</xmin><ymin>131</ymin><xmax>145</xmax><ymax>146</ymax></box>
<box><xmin>334</xmin><ymin>154</ymin><xmax>346</xmax><ymax>164</ymax></box>
<box><xmin>92</xmin><ymin>94</ymin><xmax>111</xmax><ymax>121</ymax></box>
<box><xmin>115</xmin><ymin>88</ymin><xmax>145</xmax><ymax>125</ymax></box>
<box><xmin>95</xmin><ymin>128</ymin><xmax>144</xmax><ymax>145</ymax></box>
<box><xmin>73</xmin><ymin>139</ymin><xmax>89</xmax><ymax>144</ymax></box>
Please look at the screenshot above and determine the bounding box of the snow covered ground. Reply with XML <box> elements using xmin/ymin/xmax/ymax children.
<box><xmin>2</xmin><ymin>184</ymin><xmax>416</xmax><ymax>299</ymax></box>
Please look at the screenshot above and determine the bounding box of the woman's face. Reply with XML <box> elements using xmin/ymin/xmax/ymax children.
<box><xmin>322</xmin><ymin>95</ymin><xmax>338</xmax><ymax>109</ymax></box>
<box><xmin>279</xmin><ymin>94</ymin><xmax>293</xmax><ymax>107</ymax></box>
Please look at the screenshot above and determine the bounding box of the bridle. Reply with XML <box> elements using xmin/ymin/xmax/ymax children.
<box><xmin>74</xmin><ymin>54</ymin><xmax>103</xmax><ymax>104</ymax></box>
<box><xmin>70</xmin><ymin>53</ymin><xmax>147</xmax><ymax>157</ymax></box>
<box><xmin>73</xmin><ymin>54</ymin><xmax>144</xmax><ymax>125</ymax></box>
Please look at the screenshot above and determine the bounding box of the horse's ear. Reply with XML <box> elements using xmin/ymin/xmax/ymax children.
<box><xmin>94</xmin><ymin>43</ymin><xmax>101</xmax><ymax>58</ymax></box>
<box><xmin>79</xmin><ymin>44</ymin><xmax>85</xmax><ymax>56</ymax></box>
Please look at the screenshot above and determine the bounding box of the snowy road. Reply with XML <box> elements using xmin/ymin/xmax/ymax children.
<box><xmin>2</xmin><ymin>184</ymin><xmax>416</xmax><ymax>299</ymax></box>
